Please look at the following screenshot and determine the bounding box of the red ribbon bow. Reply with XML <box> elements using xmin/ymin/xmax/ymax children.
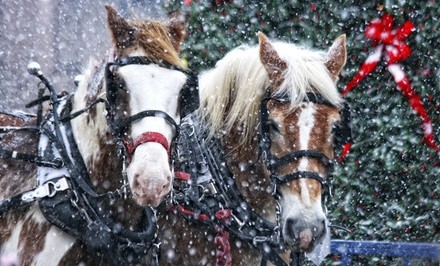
<box><xmin>364</xmin><ymin>14</ymin><xmax>414</xmax><ymax>64</ymax></box>
<box><xmin>343</xmin><ymin>14</ymin><xmax>440</xmax><ymax>153</ymax></box>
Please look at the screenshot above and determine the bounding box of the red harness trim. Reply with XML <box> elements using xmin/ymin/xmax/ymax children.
<box><xmin>173</xmin><ymin>171</ymin><xmax>232</xmax><ymax>266</ymax></box>
<box><xmin>175</xmin><ymin>171</ymin><xmax>190</xmax><ymax>181</ymax></box>
<box><xmin>125</xmin><ymin>132</ymin><xmax>170</xmax><ymax>156</ymax></box>
<box><xmin>337</xmin><ymin>142</ymin><xmax>352</xmax><ymax>163</ymax></box>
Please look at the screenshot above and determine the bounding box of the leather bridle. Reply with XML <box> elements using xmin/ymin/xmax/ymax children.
<box><xmin>259</xmin><ymin>91</ymin><xmax>338</xmax><ymax>201</ymax></box>
<box><xmin>104</xmin><ymin>56</ymin><xmax>199</xmax><ymax>160</ymax></box>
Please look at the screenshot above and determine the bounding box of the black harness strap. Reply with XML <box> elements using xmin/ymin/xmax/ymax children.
<box><xmin>173</xmin><ymin>114</ymin><xmax>288</xmax><ymax>266</ymax></box>
<box><xmin>0</xmin><ymin>191</ymin><xmax>32</xmax><ymax>214</ymax></box>
<box><xmin>113</xmin><ymin>109</ymin><xmax>179</xmax><ymax>135</ymax></box>
<box><xmin>0</xmin><ymin>148</ymin><xmax>63</xmax><ymax>168</ymax></box>
<box><xmin>270</xmin><ymin>149</ymin><xmax>334</xmax><ymax>169</ymax></box>
<box><xmin>59</xmin><ymin>98</ymin><xmax>107</xmax><ymax>123</ymax></box>
<box><xmin>273</xmin><ymin>171</ymin><xmax>326</xmax><ymax>188</ymax></box>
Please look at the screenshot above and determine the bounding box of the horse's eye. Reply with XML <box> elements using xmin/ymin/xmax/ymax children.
<box><xmin>270</xmin><ymin>122</ymin><xmax>281</xmax><ymax>134</ymax></box>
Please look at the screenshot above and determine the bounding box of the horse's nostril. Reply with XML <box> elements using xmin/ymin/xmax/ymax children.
<box><xmin>286</xmin><ymin>218</ymin><xmax>295</xmax><ymax>227</ymax></box>
<box><xmin>285</xmin><ymin>218</ymin><xmax>296</xmax><ymax>238</ymax></box>
<box><xmin>316</xmin><ymin>219</ymin><xmax>327</xmax><ymax>239</ymax></box>
<box><xmin>133</xmin><ymin>177</ymin><xmax>140</xmax><ymax>188</ymax></box>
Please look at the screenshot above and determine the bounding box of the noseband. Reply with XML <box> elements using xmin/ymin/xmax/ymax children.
<box><xmin>259</xmin><ymin>91</ymin><xmax>336</xmax><ymax>200</ymax></box>
<box><xmin>105</xmin><ymin>56</ymin><xmax>199</xmax><ymax>158</ymax></box>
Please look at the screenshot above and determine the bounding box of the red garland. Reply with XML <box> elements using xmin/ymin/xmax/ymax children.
<box><xmin>343</xmin><ymin>14</ymin><xmax>440</xmax><ymax>153</ymax></box>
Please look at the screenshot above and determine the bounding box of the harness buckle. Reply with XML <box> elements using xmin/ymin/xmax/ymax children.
<box><xmin>207</xmin><ymin>181</ymin><xmax>218</xmax><ymax>194</ymax></box>
<box><xmin>269</xmin><ymin>182</ymin><xmax>277</xmax><ymax>196</ymax></box>
<box><xmin>253</xmin><ymin>236</ymin><xmax>268</xmax><ymax>246</ymax></box>
<box><xmin>21</xmin><ymin>177</ymin><xmax>70</xmax><ymax>203</ymax></box>
<box><xmin>231</xmin><ymin>213</ymin><xmax>245</xmax><ymax>229</ymax></box>
<box><xmin>180</xmin><ymin>121</ymin><xmax>195</xmax><ymax>137</ymax></box>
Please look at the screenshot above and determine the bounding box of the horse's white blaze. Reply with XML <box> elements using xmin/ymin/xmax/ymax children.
<box><xmin>118</xmin><ymin>64</ymin><xmax>185</xmax><ymax>143</ymax></box>
<box><xmin>297</xmin><ymin>103</ymin><xmax>316</xmax><ymax>207</ymax></box>
<box><xmin>280</xmin><ymin>103</ymin><xmax>324</xmax><ymax>221</ymax></box>
<box><xmin>118</xmin><ymin>63</ymin><xmax>187</xmax><ymax>206</ymax></box>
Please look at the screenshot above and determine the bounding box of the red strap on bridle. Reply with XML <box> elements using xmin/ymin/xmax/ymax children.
<box><xmin>125</xmin><ymin>132</ymin><xmax>170</xmax><ymax>156</ymax></box>
<box><xmin>175</xmin><ymin>171</ymin><xmax>190</xmax><ymax>181</ymax></box>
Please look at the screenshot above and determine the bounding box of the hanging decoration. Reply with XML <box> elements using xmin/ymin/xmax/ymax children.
<box><xmin>343</xmin><ymin>13</ymin><xmax>440</xmax><ymax>152</ymax></box>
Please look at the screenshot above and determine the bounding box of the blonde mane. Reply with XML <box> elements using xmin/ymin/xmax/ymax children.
<box><xmin>199</xmin><ymin>42</ymin><xmax>343</xmax><ymax>146</ymax></box>
<box><xmin>131</xmin><ymin>19</ymin><xmax>184</xmax><ymax>68</ymax></box>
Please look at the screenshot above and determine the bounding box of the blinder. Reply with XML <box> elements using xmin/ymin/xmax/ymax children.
<box><xmin>333</xmin><ymin>101</ymin><xmax>352</xmax><ymax>149</ymax></box>
<box><xmin>179</xmin><ymin>72</ymin><xmax>200</xmax><ymax>118</ymax></box>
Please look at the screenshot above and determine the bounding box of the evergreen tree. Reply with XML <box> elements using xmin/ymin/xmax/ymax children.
<box><xmin>165</xmin><ymin>0</ymin><xmax>440</xmax><ymax>264</ymax></box>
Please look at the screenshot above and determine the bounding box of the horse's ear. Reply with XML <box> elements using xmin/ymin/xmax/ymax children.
<box><xmin>167</xmin><ymin>12</ymin><xmax>186</xmax><ymax>53</ymax></box>
<box><xmin>324</xmin><ymin>34</ymin><xmax>347</xmax><ymax>79</ymax></box>
<box><xmin>105</xmin><ymin>5</ymin><xmax>136</xmax><ymax>49</ymax></box>
<box><xmin>258</xmin><ymin>31</ymin><xmax>287</xmax><ymax>87</ymax></box>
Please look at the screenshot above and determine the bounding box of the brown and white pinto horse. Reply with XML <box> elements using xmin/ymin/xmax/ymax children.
<box><xmin>0</xmin><ymin>6</ymin><xmax>189</xmax><ymax>265</ymax></box>
<box><xmin>158</xmin><ymin>32</ymin><xmax>346</xmax><ymax>265</ymax></box>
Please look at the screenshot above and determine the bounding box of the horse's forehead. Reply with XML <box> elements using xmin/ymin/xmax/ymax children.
<box><xmin>271</xmin><ymin>103</ymin><xmax>339</xmax><ymax>133</ymax></box>
<box><xmin>283</xmin><ymin>179</ymin><xmax>321</xmax><ymax>199</ymax></box>
<box><xmin>118</xmin><ymin>64</ymin><xmax>187</xmax><ymax>90</ymax></box>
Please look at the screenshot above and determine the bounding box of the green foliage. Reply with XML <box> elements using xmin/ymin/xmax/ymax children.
<box><xmin>165</xmin><ymin>0</ymin><xmax>440</xmax><ymax>263</ymax></box>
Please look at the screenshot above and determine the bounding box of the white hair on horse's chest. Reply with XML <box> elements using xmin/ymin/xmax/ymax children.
<box><xmin>1</xmin><ymin>206</ymin><xmax>75</xmax><ymax>265</ymax></box>
<box><xmin>33</xmin><ymin>226</ymin><xmax>75</xmax><ymax>265</ymax></box>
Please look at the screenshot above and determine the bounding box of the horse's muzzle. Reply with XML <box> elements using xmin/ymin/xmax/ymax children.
<box><xmin>283</xmin><ymin>217</ymin><xmax>326</xmax><ymax>252</ymax></box>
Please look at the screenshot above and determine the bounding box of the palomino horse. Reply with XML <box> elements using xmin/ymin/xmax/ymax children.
<box><xmin>158</xmin><ymin>32</ymin><xmax>347</xmax><ymax>265</ymax></box>
<box><xmin>0</xmin><ymin>6</ymin><xmax>196</xmax><ymax>265</ymax></box>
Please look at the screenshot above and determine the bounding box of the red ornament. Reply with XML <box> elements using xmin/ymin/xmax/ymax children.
<box><xmin>343</xmin><ymin>14</ymin><xmax>440</xmax><ymax>153</ymax></box>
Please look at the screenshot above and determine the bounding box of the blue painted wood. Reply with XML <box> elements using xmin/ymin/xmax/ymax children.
<box><xmin>331</xmin><ymin>240</ymin><xmax>440</xmax><ymax>266</ymax></box>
